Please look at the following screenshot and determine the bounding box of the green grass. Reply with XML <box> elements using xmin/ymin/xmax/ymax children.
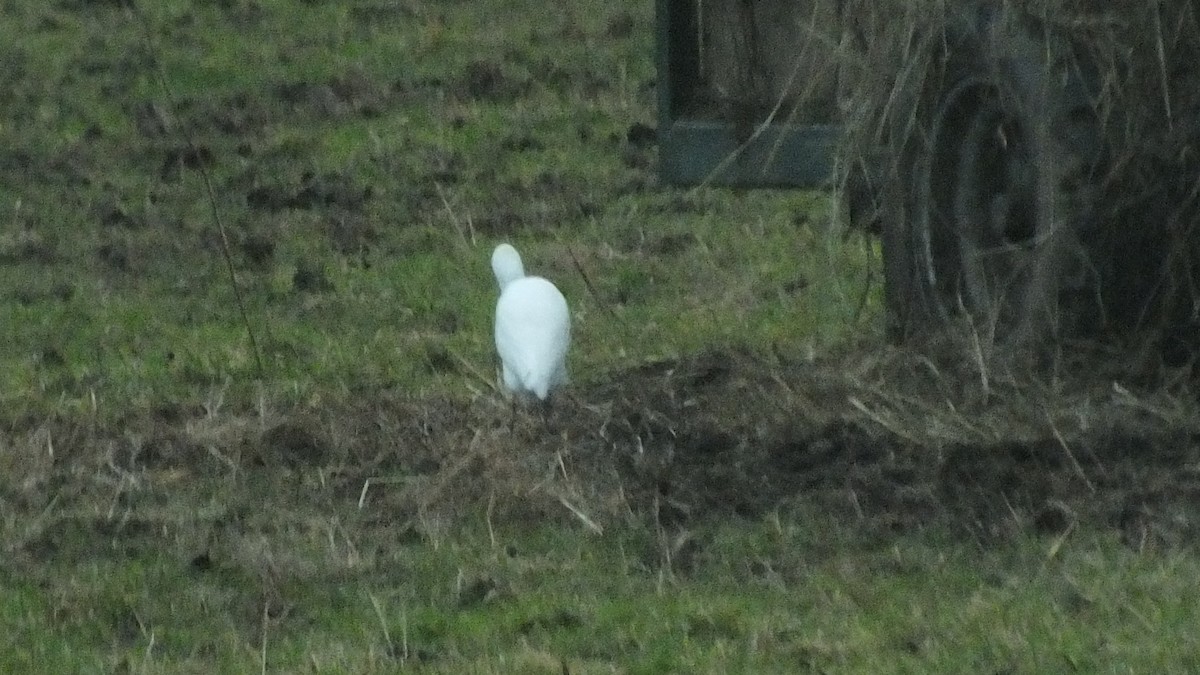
<box><xmin>1</xmin><ymin>0</ymin><xmax>1196</xmax><ymax>672</ymax></box>
<box><xmin>5</xmin><ymin>518</ymin><xmax>1200</xmax><ymax>672</ymax></box>
<box><xmin>0</xmin><ymin>0</ymin><xmax>877</xmax><ymax>416</ymax></box>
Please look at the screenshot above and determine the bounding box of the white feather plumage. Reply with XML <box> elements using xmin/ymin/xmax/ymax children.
<box><xmin>491</xmin><ymin>243</ymin><xmax>570</xmax><ymax>400</ymax></box>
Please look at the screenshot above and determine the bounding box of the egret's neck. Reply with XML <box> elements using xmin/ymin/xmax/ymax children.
<box><xmin>492</xmin><ymin>246</ymin><xmax>526</xmax><ymax>289</ymax></box>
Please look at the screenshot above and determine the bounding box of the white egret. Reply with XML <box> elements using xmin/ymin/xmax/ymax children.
<box><xmin>491</xmin><ymin>243</ymin><xmax>570</xmax><ymax>401</ymax></box>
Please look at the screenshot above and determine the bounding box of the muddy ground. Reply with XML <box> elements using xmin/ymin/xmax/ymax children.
<box><xmin>6</xmin><ymin>345</ymin><xmax>1200</xmax><ymax>578</ymax></box>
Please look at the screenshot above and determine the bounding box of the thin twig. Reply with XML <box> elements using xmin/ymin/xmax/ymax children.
<box><xmin>448</xmin><ymin>347</ymin><xmax>501</xmax><ymax>395</ymax></box>
<box><xmin>1047</xmin><ymin>413</ymin><xmax>1096</xmax><ymax>493</ymax></box>
<box><xmin>1151</xmin><ymin>2</ymin><xmax>1173</xmax><ymax>130</ymax></box>
<box><xmin>485</xmin><ymin>490</ymin><xmax>497</xmax><ymax>550</ymax></box>
<box><xmin>558</xmin><ymin>493</ymin><xmax>603</xmax><ymax>534</ymax></box>
<box><xmin>260</xmin><ymin>600</ymin><xmax>269</xmax><ymax>675</ymax></box>
<box><xmin>848</xmin><ymin>395</ymin><xmax>917</xmax><ymax>443</ymax></box>
<box><xmin>435</xmin><ymin>182</ymin><xmax>475</xmax><ymax>247</ymax></box>
<box><xmin>126</xmin><ymin>1</ymin><xmax>266</xmax><ymax>378</ymax></box>
<box><xmin>566</xmin><ymin>243</ymin><xmax>624</xmax><ymax>325</ymax></box>
<box><xmin>369</xmin><ymin>593</ymin><xmax>395</xmax><ymax>658</ymax></box>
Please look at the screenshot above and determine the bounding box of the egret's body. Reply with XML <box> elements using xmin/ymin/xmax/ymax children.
<box><xmin>491</xmin><ymin>244</ymin><xmax>570</xmax><ymax>401</ymax></box>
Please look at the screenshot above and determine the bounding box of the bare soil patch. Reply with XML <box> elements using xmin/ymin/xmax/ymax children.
<box><xmin>5</xmin><ymin>346</ymin><xmax>1199</xmax><ymax>575</ymax></box>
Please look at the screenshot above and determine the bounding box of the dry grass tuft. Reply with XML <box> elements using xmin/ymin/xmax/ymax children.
<box><xmin>711</xmin><ymin>0</ymin><xmax>1200</xmax><ymax>361</ymax></box>
<box><xmin>4</xmin><ymin>341</ymin><xmax>1200</xmax><ymax>573</ymax></box>
<box><xmin>838</xmin><ymin>1</ymin><xmax>1200</xmax><ymax>347</ymax></box>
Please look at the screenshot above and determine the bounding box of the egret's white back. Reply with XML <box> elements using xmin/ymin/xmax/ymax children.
<box><xmin>491</xmin><ymin>244</ymin><xmax>570</xmax><ymax>400</ymax></box>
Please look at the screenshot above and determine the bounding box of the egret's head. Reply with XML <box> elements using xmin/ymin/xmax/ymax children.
<box><xmin>491</xmin><ymin>243</ymin><xmax>525</xmax><ymax>289</ymax></box>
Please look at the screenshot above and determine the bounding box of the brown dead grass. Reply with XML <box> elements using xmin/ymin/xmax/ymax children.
<box><xmin>833</xmin><ymin>0</ymin><xmax>1200</xmax><ymax>343</ymax></box>
<box><xmin>4</xmin><ymin>342</ymin><xmax>1200</xmax><ymax>577</ymax></box>
<box><xmin>715</xmin><ymin>1</ymin><xmax>1200</xmax><ymax>352</ymax></box>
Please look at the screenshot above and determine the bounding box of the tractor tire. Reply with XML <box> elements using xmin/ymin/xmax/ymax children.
<box><xmin>880</xmin><ymin>4</ymin><xmax>1104</xmax><ymax>351</ymax></box>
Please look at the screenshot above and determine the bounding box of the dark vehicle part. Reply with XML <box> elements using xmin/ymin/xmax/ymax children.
<box><xmin>655</xmin><ymin>0</ymin><xmax>839</xmax><ymax>187</ymax></box>
<box><xmin>879</xmin><ymin>6</ymin><xmax>1105</xmax><ymax>350</ymax></box>
<box><xmin>655</xmin><ymin>0</ymin><xmax>1200</xmax><ymax>368</ymax></box>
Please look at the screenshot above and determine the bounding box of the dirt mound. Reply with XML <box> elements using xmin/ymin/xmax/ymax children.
<box><xmin>3</xmin><ymin>346</ymin><xmax>1200</xmax><ymax>566</ymax></box>
<box><xmin>310</xmin><ymin>345</ymin><xmax>1200</xmax><ymax>550</ymax></box>
<box><xmin>558</xmin><ymin>347</ymin><xmax>1200</xmax><ymax>549</ymax></box>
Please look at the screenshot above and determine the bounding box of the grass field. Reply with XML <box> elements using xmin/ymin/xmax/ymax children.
<box><xmin>3</xmin><ymin>0</ymin><xmax>1200</xmax><ymax>671</ymax></box>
